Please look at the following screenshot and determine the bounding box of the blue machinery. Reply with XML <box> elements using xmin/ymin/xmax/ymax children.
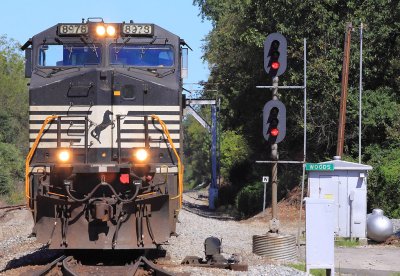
<box><xmin>185</xmin><ymin>99</ymin><xmax>219</xmax><ymax>209</ymax></box>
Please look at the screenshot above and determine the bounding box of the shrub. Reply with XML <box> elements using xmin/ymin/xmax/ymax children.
<box><xmin>216</xmin><ymin>183</ymin><xmax>237</xmax><ymax>206</ymax></box>
<box><xmin>366</xmin><ymin>146</ymin><xmax>400</xmax><ymax>218</ymax></box>
<box><xmin>0</xmin><ymin>142</ymin><xmax>24</xmax><ymax>196</ymax></box>
<box><xmin>235</xmin><ymin>181</ymin><xmax>264</xmax><ymax>218</ymax></box>
<box><xmin>220</xmin><ymin>131</ymin><xmax>250</xmax><ymax>180</ymax></box>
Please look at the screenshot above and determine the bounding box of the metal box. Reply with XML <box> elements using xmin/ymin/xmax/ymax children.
<box><xmin>307</xmin><ymin>156</ymin><xmax>372</xmax><ymax>238</ymax></box>
<box><xmin>305</xmin><ymin>197</ymin><xmax>334</xmax><ymax>274</ymax></box>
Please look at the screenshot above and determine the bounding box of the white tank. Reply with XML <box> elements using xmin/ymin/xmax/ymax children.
<box><xmin>366</xmin><ymin>209</ymin><xmax>393</xmax><ymax>242</ymax></box>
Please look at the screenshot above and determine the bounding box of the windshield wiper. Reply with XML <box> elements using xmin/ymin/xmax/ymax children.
<box><xmin>126</xmin><ymin>66</ymin><xmax>157</xmax><ymax>76</ymax></box>
<box><xmin>54</xmin><ymin>38</ymin><xmax>64</xmax><ymax>45</ymax></box>
<box><xmin>80</xmin><ymin>36</ymin><xmax>99</xmax><ymax>58</ymax></box>
<box><xmin>33</xmin><ymin>67</ymin><xmax>79</xmax><ymax>78</ymax></box>
<box><xmin>47</xmin><ymin>67</ymin><xmax>79</xmax><ymax>77</ymax></box>
<box><xmin>114</xmin><ymin>37</ymin><xmax>131</xmax><ymax>55</ymax></box>
<box><xmin>155</xmin><ymin>68</ymin><xmax>175</xmax><ymax>78</ymax></box>
<box><xmin>126</xmin><ymin>67</ymin><xmax>175</xmax><ymax>78</ymax></box>
<box><xmin>33</xmin><ymin>68</ymin><xmax>49</xmax><ymax>78</ymax></box>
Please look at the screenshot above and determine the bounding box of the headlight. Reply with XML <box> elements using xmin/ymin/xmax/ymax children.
<box><xmin>58</xmin><ymin>150</ymin><xmax>71</xmax><ymax>162</ymax></box>
<box><xmin>96</xmin><ymin>25</ymin><xmax>106</xmax><ymax>36</ymax></box>
<box><xmin>106</xmin><ymin>25</ymin><xmax>116</xmax><ymax>36</ymax></box>
<box><xmin>134</xmin><ymin>148</ymin><xmax>148</xmax><ymax>162</ymax></box>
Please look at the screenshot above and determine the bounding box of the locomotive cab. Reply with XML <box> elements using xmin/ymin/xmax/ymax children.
<box><xmin>22</xmin><ymin>19</ymin><xmax>185</xmax><ymax>249</ymax></box>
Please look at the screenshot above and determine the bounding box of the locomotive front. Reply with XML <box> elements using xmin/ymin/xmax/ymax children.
<box><xmin>22</xmin><ymin>19</ymin><xmax>185</xmax><ymax>249</ymax></box>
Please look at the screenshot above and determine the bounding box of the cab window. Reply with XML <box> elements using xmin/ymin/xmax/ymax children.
<box><xmin>38</xmin><ymin>44</ymin><xmax>101</xmax><ymax>67</ymax></box>
<box><xmin>110</xmin><ymin>44</ymin><xmax>174</xmax><ymax>67</ymax></box>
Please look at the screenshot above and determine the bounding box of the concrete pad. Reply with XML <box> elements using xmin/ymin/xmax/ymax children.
<box><xmin>335</xmin><ymin>247</ymin><xmax>400</xmax><ymax>274</ymax></box>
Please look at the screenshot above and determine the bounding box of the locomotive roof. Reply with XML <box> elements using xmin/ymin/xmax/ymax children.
<box><xmin>22</xmin><ymin>20</ymin><xmax>181</xmax><ymax>49</ymax></box>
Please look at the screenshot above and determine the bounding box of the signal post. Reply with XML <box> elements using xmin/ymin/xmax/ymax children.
<box><xmin>252</xmin><ymin>33</ymin><xmax>303</xmax><ymax>262</ymax></box>
<box><xmin>254</xmin><ymin>34</ymin><xmax>308</xmax><ymax>261</ymax></box>
<box><xmin>271</xmin><ymin>77</ymin><xmax>279</xmax><ymax>231</ymax></box>
<box><xmin>262</xmin><ymin>33</ymin><xmax>287</xmax><ymax>232</ymax></box>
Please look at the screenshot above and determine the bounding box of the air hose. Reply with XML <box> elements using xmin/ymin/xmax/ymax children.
<box><xmin>150</xmin><ymin>114</ymin><xmax>183</xmax><ymax>209</ymax></box>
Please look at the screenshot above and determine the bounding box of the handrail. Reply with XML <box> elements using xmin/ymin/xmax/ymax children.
<box><xmin>25</xmin><ymin>115</ymin><xmax>59</xmax><ymax>208</ymax></box>
<box><xmin>25</xmin><ymin>114</ymin><xmax>183</xmax><ymax>210</ymax></box>
<box><xmin>150</xmin><ymin>114</ymin><xmax>183</xmax><ymax>209</ymax></box>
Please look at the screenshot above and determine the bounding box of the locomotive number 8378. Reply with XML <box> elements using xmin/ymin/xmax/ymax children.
<box><xmin>21</xmin><ymin>18</ymin><xmax>187</xmax><ymax>249</ymax></box>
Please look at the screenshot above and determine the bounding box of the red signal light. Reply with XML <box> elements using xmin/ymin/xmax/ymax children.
<box><xmin>120</xmin><ymin>174</ymin><xmax>130</xmax><ymax>184</ymax></box>
<box><xmin>270</xmin><ymin>128</ymin><xmax>279</xmax><ymax>137</ymax></box>
<box><xmin>271</xmin><ymin>61</ymin><xmax>280</xmax><ymax>70</ymax></box>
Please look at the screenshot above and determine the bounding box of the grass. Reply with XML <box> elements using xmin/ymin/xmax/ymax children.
<box><xmin>335</xmin><ymin>238</ymin><xmax>360</xmax><ymax>247</ymax></box>
<box><xmin>288</xmin><ymin>263</ymin><xmax>327</xmax><ymax>276</ymax></box>
<box><xmin>1</xmin><ymin>182</ymin><xmax>25</xmax><ymax>205</ymax></box>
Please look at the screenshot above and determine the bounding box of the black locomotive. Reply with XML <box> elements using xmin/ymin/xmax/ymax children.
<box><xmin>21</xmin><ymin>18</ymin><xmax>185</xmax><ymax>249</ymax></box>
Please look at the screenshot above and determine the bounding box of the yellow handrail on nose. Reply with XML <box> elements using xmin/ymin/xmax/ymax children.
<box><xmin>150</xmin><ymin>114</ymin><xmax>183</xmax><ymax>209</ymax></box>
<box><xmin>25</xmin><ymin>114</ymin><xmax>184</xmax><ymax>210</ymax></box>
<box><xmin>25</xmin><ymin>115</ymin><xmax>59</xmax><ymax>208</ymax></box>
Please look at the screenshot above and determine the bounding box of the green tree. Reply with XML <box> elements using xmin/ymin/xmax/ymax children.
<box><xmin>183</xmin><ymin>113</ymin><xmax>211</xmax><ymax>188</ymax></box>
<box><xmin>220</xmin><ymin>130</ymin><xmax>250</xmax><ymax>180</ymax></box>
<box><xmin>366</xmin><ymin>146</ymin><xmax>400</xmax><ymax>217</ymax></box>
<box><xmin>0</xmin><ymin>35</ymin><xmax>28</xmax><ymax>200</ymax></box>
<box><xmin>0</xmin><ymin>35</ymin><xmax>29</xmax><ymax>151</ymax></box>
<box><xmin>193</xmin><ymin>0</ymin><xmax>400</xmax><ymax>215</ymax></box>
<box><xmin>0</xmin><ymin>142</ymin><xmax>24</xmax><ymax>195</ymax></box>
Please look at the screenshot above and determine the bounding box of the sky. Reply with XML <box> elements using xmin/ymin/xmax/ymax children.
<box><xmin>0</xmin><ymin>0</ymin><xmax>211</xmax><ymax>91</ymax></box>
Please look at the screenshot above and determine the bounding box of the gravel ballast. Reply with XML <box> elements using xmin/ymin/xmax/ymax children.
<box><xmin>162</xmin><ymin>193</ymin><xmax>306</xmax><ymax>275</ymax></box>
<box><xmin>2</xmin><ymin>194</ymin><xmax>398</xmax><ymax>275</ymax></box>
<box><xmin>0</xmin><ymin>208</ymin><xmax>45</xmax><ymax>272</ymax></box>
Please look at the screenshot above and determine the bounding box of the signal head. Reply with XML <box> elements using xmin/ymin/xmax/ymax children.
<box><xmin>263</xmin><ymin>100</ymin><xmax>286</xmax><ymax>144</ymax></box>
<box><xmin>264</xmin><ymin>33</ymin><xmax>287</xmax><ymax>77</ymax></box>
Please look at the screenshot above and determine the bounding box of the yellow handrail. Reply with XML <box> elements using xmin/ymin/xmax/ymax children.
<box><xmin>150</xmin><ymin>114</ymin><xmax>183</xmax><ymax>208</ymax></box>
<box><xmin>25</xmin><ymin>115</ymin><xmax>59</xmax><ymax>207</ymax></box>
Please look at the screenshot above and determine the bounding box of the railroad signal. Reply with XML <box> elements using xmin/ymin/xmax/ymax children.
<box><xmin>263</xmin><ymin>100</ymin><xmax>286</xmax><ymax>143</ymax></box>
<box><xmin>264</xmin><ymin>33</ymin><xmax>287</xmax><ymax>77</ymax></box>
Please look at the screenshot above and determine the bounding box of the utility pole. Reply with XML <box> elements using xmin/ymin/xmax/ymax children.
<box><xmin>337</xmin><ymin>22</ymin><xmax>352</xmax><ymax>157</ymax></box>
<box><xmin>359</xmin><ymin>23</ymin><xmax>363</xmax><ymax>164</ymax></box>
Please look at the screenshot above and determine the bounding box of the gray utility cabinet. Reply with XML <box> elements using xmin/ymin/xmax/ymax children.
<box><xmin>305</xmin><ymin>197</ymin><xmax>335</xmax><ymax>275</ymax></box>
<box><xmin>307</xmin><ymin>156</ymin><xmax>372</xmax><ymax>238</ymax></box>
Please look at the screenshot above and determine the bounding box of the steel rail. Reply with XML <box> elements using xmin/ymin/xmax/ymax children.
<box><xmin>31</xmin><ymin>255</ymin><xmax>67</xmax><ymax>276</ymax></box>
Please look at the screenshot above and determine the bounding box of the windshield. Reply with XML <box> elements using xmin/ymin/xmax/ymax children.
<box><xmin>110</xmin><ymin>44</ymin><xmax>174</xmax><ymax>67</ymax></box>
<box><xmin>38</xmin><ymin>44</ymin><xmax>102</xmax><ymax>67</ymax></box>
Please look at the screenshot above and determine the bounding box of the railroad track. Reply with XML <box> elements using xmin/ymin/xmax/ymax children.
<box><xmin>184</xmin><ymin>192</ymin><xmax>209</xmax><ymax>202</ymax></box>
<box><xmin>24</xmin><ymin>251</ymin><xmax>175</xmax><ymax>276</ymax></box>
<box><xmin>182</xmin><ymin>200</ymin><xmax>235</xmax><ymax>221</ymax></box>
<box><xmin>0</xmin><ymin>204</ymin><xmax>26</xmax><ymax>219</ymax></box>
<box><xmin>0</xmin><ymin>204</ymin><xmax>26</xmax><ymax>211</ymax></box>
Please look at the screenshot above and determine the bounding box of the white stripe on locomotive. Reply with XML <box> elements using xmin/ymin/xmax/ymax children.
<box><xmin>29</xmin><ymin>105</ymin><xmax>181</xmax><ymax>112</ymax></box>
<box><xmin>29</xmin><ymin>142</ymin><xmax>180</xmax><ymax>149</ymax></box>
<box><xmin>29</xmin><ymin>105</ymin><xmax>181</xmax><ymax>149</ymax></box>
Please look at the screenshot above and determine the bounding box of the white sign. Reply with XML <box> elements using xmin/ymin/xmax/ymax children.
<box><xmin>262</xmin><ymin>176</ymin><xmax>269</xmax><ymax>183</ymax></box>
